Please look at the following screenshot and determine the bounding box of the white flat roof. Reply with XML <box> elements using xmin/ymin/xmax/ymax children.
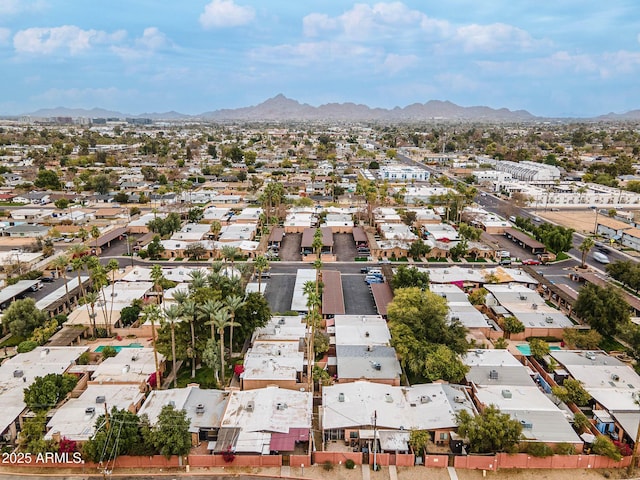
<box><xmin>220</xmin><ymin>386</ymin><xmax>312</xmax><ymax>433</ymax></box>
<box><xmin>90</xmin><ymin>347</ymin><xmax>162</xmax><ymax>384</ymax></box>
<box><xmin>45</xmin><ymin>384</ymin><xmax>144</xmax><ymax>441</ymax></box>
<box><xmin>252</xmin><ymin>316</ymin><xmax>306</xmax><ymax>342</ymax></box>
<box><xmin>291</xmin><ymin>269</ymin><xmax>316</xmax><ymax>312</ymax></box>
<box><xmin>333</xmin><ymin>315</ymin><xmax>391</xmax><ymax>346</ymax></box>
<box><xmin>322</xmin><ymin>381</ymin><xmax>474</xmax><ymax>431</ymax></box>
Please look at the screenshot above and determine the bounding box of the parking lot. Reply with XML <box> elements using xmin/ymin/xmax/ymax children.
<box><xmin>333</xmin><ymin>233</ymin><xmax>358</xmax><ymax>261</ymax></box>
<box><xmin>279</xmin><ymin>233</ymin><xmax>302</xmax><ymax>261</ymax></box>
<box><xmin>263</xmin><ymin>266</ymin><xmax>378</xmax><ymax>316</ymax></box>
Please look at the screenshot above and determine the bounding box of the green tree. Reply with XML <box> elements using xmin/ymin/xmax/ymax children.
<box><xmin>83</xmin><ymin>408</ymin><xmax>143</xmax><ymax>463</ymax></box>
<box><xmin>422</xmin><ymin>344</ymin><xmax>469</xmax><ymax>383</ymax></box>
<box><xmin>467</xmin><ymin>288</ymin><xmax>487</xmax><ymax>306</ymax></box>
<box><xmin>449</xmin><ymin>239</ymin><xmax>469</xmax><ymax>261</ymax></box>
<box><xmin>34</xmin><ymin>169</ymin><xmax>61</xmax><ymax>190</ymax></box>
<box><xmin>24</xmin><ymin>373</ymin><xmax>78</xmax><ymax>411</ymax></box>
<box><xmin>211</xmin><ymin>307</ymin><xmax>237</xmax><ymax>385</ymax></box>
<box><xmin>146</xmin><ymin>235</ymin><xmax>165</xmax><ymax>259</ymax></box>
<box><xmin>18</xmin><ymin>412</ymin><xmax>49</xmax><ymax>453</ymax></box>
<box><xmin>54</xmin><ymin>198</ymin><xmax>70</xmax><ymax>210</ymax></box>
<box><xmin>225</xmin><ymin>294</ymin><xmax>245</xmax><ymax>360</ymax></box>
<box><xmin>162</xmin><ymin>304</ymin><xmax>182</xmax><ymax>388</ymax></box>
<box><xmin>390</xmin><ymin>266</ymin><xmax>430</xmax><ymax>290</ymax></box>
<box><xmin>185</xmin><ymin>242</ymin><xmax>207</xmax><ymax>260</ymax></box>
<box><xmin>408</xmin><ymin>240</ymin><xmax>432</xmax><ymax>260</ymax></box>
<box><xmin>152</xmin><ymin>404</ymin><xmax>192</xmax><ymax>458</ymax></box>
<box><xmin>456</xmin><ymin>405</ymin><xmax>523</xmax><ymax>453</ymax></box>
<box><xmin>202</xmin><ymin>338</ymin><xmax>220</xmax><ymax>386</ymax></box>
<box><xmin>101</xmin><ymin>345</ymin><xmax>117</xmax><ymax>359</ymax></box>
<box><xmin>579</xmin><ymin>237</ymin><xmax>595</xmax><ymax>268</ymax></box>
<box><xmin>494</xmin><ymin>337</ymin><xmax>508</xmax><ymax>349</ymax></box>
<box><xmin>254</xmin><ymin>255</ymin><xmax>269</xmax><ymax>293</ymax></box>
<box><xmin>529</xmin><ymin>338</ymin><xmax>550</xmax><ymax>360</ymax></box>
<box><xmin>187</xmin><ymin>207</ymin><xmax>204</xmax><ymax>223</ymax></box>
<box><xmin>573</xmin><ymin>412</ymin><xmax>591</xmax><ymax>434</ymax></box>
<box><xmin>562</xmin><ymin>328</ymin><xmax>602</xmax><ymax>349</ymax></box>
<box><xmin>502</xmin><ymin>316</ymin><xmax>525</xmax><ymax>339</ymax></box>
<box><xmin>574</xmin><ymin>283</ymin><xmax>630</xmax><ymax>336</ymax></box>
<box><xmin>551</xmin><ymin>379</ymin><xmax>591</xmax><ymax>406</ymax></box>
<box><xmin>2</xmin><ymin>298</ymin><xmax>48</xmax><ymax>338</ymax></box>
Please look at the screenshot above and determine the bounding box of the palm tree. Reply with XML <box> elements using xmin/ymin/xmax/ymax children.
<box><xmin>69</xmin><ymin>244</ymin><xmax>89</xmax><ymax>297</ymax></box>
<box><xmin>209</xmin><ymin>220</ymin><xmax>222</xmax><ymax>240</ymax></box>
<box><xmin>579</xmin><ymin>237</ymin><xmax>595</xmax><ymax>268</ymax></box>
<box><xmin>199</xmin><ymin>299</ymin><xmax>224</xmax><ymax>341</ymax></box>
<box><xmin>254</xmin><ymin>255</ymin><xmax>269</xmax><ymax>293</ymax></box>
<box><xmin>90</xmin><ymin>225</ymin><xmax>101</xmax><ymax>255</ymax></box>
<box><xmin>142</xmin><ymin>304</ymin><xmax>162</xmax><ymax>390</ymax></box>
<box><xmin>188</xmin><ymin>269</ymin><xmax>207</xmax><ymax>290</ymax></box>
<box><xmin>211</xmin><ymin>308</ymin><xmax>238</xmax><ymax>385</ymax></box>
<box><xmin>106</xmin><ymin>259</ymin><xmax>119</xmax><ymax>330</ymax></box>
<box><xmin>84</xmin><ymin>290</ymin><xmax>99</xmax><ymax>338</ymax></box>
<box><xmin>71</xmin><ymin>257</ymin><xmax>87</xmax><ymax>300</ymax></box>
<box><xmin>221</xmin><ymin>245</ymin><xmax>238</xmax><ymax>267</ymax></box>
<box><xmin>180</xmin><ymin>299</ymin><xmax>198</xmax><ymax>379</ymax></box>
<box><xmin>225</xmin><ymin>294</ymin><xmax>245</xmax><ymax>361</ymax></box>
<box><xmin>163</xmin><ymin>304</ymin><xmax>181</xmax><ymax>388</ymax></box>
<box><xmin>150</xmin><ymin>264</ymin><xmax>165</xmax><ymax>305</ymax></box>
<box><xmin>52</xmin><ymin>254</ymin><xmax>71</xmax><ymax>310</ymax></box>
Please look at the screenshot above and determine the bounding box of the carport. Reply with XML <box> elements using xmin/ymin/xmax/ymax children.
<box><xmin>321</xmin><ymin>270</ymin><xmax>345</xmax><ymax>318</ymax></box>
<box><xmin>301</xmin><ymin>227</ymin><xmax>333</xmax><ymax>255</ymax></box>
<box><xmin>370</xmin><ymin>282</ymin><xmax>393</xmax><ymax>319</ymax></box>
<box><xmin>91</xmin><ymin>226</ymin><xmax>128</xmax><ymax>255</ymax></box>
<box><xmin>503</xmin><ymin>228</ymin><xmax>546</xmax><ymax>255</ymax></box>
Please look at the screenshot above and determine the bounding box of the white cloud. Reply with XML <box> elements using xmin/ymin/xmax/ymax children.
<box><xmin>453</xmin><ymin>23</ymin><xmax>540</xmax><ymax>53</ymax></box>
<box><xmin>303</xmin><ymin>13</ymin><xmax>336</xmax><ymax>37</ymax></box>
<box><xmin>13</xmin><ymin>25</ymin><xmax>125</xmax><ymax>55</ymax></box>
<box><xmin>199</xmin><ymin>0</ymin><xmax>255</xmax><ymax>29</ymax></box>
<box><xmin>381</xmin><ymin>53</ymin><xmax>418</xmax><ymax>74</ymax></box>
<box><xmin>249</xmin><ymin>41</ymin><xmax>377</xmax><ymax>67</ymax></box>
<box><xmin>112</xmin><ymin>27</ymin><xmax>170</xmax><ymax>60</ymax></box>
<box><xmin>0</xmin><ymin>28</ymin><xmax>11</xmax><ymax>45</ymax></box>
<box><xmin>303</xmin><ymin>2</ymin><xmax>427</xmax><ymax>40</ymax></box>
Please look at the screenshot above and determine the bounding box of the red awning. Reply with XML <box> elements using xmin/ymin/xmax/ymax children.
<box><xmin>269</xmin><ymin>428</ymin><xmax>309</xmax><ymax>452</ymax></box>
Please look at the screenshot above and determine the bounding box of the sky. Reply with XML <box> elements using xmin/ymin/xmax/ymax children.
<box><xmin>0</xmin><ymin>0</ymin><xmax>639</xmax><ymax>117</ymax></box>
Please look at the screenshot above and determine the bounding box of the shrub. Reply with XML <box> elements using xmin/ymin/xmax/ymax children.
<box><xmin>592</xmin><ymin>436</ymin><xmax>622</xmax><ymax>461</ymax></box>
<box><xmin>555</xmin><ymin>443</ymin><xmax>576</xmax><ymax>455</ymax></box>
<box><xmin>100</xmin><ymin>346</ymin><xmax>117</xmax><ymax>359</ymax></box>
<box><xmin>345</xmin><ymin>459</ymin><xmax>356</xmax><ymax>469</ymax></box>
<box><xmin>77</xmin><ymin>352</ymin><xmax>90</xmax><ymax>365</ymax></box>
<box><xmin>322</xmin><ymin>460</ymin><xmax>333</xmax><ymax>471</ymax></box>
<box><xmin>527</xmin><ymin>442</ymin><xmax>554</xmax><ymax>457</ymax></box>
<box><xmin>17</xmin><ymin>340</ymin><xmax>38</xmax><ymax>353</ymax></box>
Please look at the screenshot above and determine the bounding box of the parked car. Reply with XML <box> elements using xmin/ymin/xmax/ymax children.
<box><xmin>593</xmin><ymin>251</ymin><xmax>610</xmax><ymax>264</ymax></box>
<box><xmin>40</xmin><ymin>276</ymin><xmax>55</xmax><ymax>283</ymax></box>
<box><xmin>522</xmin><ymin>259</ymin><xmax>541</xmax><ymax>265</ymax></box>
<box><xmin>360</xmin><ymin>267</ymin><xmax>371</xmax><ymax>274</ymax></box>
<box><xmin>365</xmin><ymin>276</ymin><xmax>384</xmax><ymax>285</ymax></box>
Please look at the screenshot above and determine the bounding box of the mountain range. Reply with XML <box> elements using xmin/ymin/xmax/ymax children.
<box><xmin>18</xmin><ymin>94</ymin><xmax>640</xmax><ymax>122</ymax></box>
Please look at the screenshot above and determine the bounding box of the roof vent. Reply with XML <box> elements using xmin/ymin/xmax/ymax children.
<box><xmin>122</xmin><ymin>365</ymin><xmax>130</xmax><ymax>373</ymax></box>
<box><xmin>338</xmin><ymin>393</ymin><xmax>345</xmax><ymax>402</ymax></box>
<box><xmin>168</xmin><ymin>400</ymin><xmax>176</xmax><ymax>407</ymax></box>
<box><xmin>612</xmin><ymin>374</ymin><xmax>620</xmax><ymax>381</ymax></box>
<box><xmin>489</xmin><ymin>369</ymin><xmax>499</xmax><ymax>380</ymax></box>
<box><xmin>365</xmin><ymin>331</ymin><xmax>370</xmax><ymax>337</ymax></box>
<box><xmin>532</xmin><ymin>303</ymin><xmax>538</xmax><ymax>310</ymax></box>
<box><xmin>40</xmin><ymin>348</ymin><xmax>50</xmax><ymax>357</ymax></box>
<box><xmin>502</xmin><ymin>389</ymin><xmax>512</xmax><ymax>399</ymax></box>
<box><xmin>246</xmin><ymin>400</ymin><xmax>255</xmax><ymax>411</ymax></box>
<box><xmin>96</xmin><ymin>396</ymin><xmax>106</xmax><ymax>404</ymax></box>
<box><xmin>196</xmin><ymin>404</ymin><xmax>205</xmax><ymax>414</ymax></box>
<box><xmin>276</xmin><ymin>402</ymin><xmax>287</xmax><ymax>411</ymax></box>
<box><xmin>278</xmin><ymin>318</ymin><xmax>286</xmax><ymax>325</ymax></box>
<box><xmin>420</xmin><ymin>395</ymin><xmax>431</xmax><ymax>404</ymax></box>
<box><xmin>384</xmin><ymin>393</ymin><xmax>393</xmax><ymax>403</ymax></box>
<box><xmin>519</xmin><ymin>295</ymin><xmax>527</xmax><ymax>300</ymax></box>
<box><xmin>454</xmin><ymin>396</ymin><xmax>465</xmax><ymax>404</ymax></box>
<box><xmin>520</xmin><ymin>420</ymin><xmax>533</xmax><ymax>429</ymax></box>
<box><xmin>586</xmin><ymin>352</ymin><xmax>596</xmax><ymax>360</ymax></box>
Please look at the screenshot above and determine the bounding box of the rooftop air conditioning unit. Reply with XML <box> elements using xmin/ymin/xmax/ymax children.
<box><xmin>519</xmin><ymin>295</ymin><xmax>527</xmax><ymax>300</ymax></box>
<box><xmin>13</xmin><ymin>370</ymin><xmax>23</xmax><ymax>378</ymax></box>
<box><xmin>85</xmin><ymin>407</ymin><xmax>96</xmax><ymax>416</ymax></box>
<box><xmin>489</xmin><ymin>369</ymin><xmax>499</xmax><ymax>380</ymax></box>
<box><xmin>384</xmin><ymin>394</ymin><xmax>393</xmax><ymax>403</ymax></box>
<box><xmin>168</xmin><ymin>400</ymin><xmax>176</xmax><ymax>407</ymax></box>
<box><xmin>278</xmin><ymin>318</ymin><xmax>286</xmax><ymax>325</ymax></box>
<box><xmin>502</xmin><ymin>389</ymin><xmax>512</xmax><ymax>399</ymax></box>
<box><xmin>586</xmin><ymin>352</ymin><xmax>596</xmax><ymax>360</ymax></box>
<box><xmin>276</xmin><ymin>403</ymin><xmax>287</xmax><ymax>411</ymax></box>
<box><xmin>338</xmin><ymin>393</ymin><xmax>345</xmax><ymax>403</ymax></box>
<box><xmin>545</xmin><ymin>317</ymin><xmax>554</xmax><ymax>324</ymax></box>
<box><xmin>454</xmin><ymin>396</ymin><xmax>465</xmax><ymax>404</ymax></box>
<box><xmin>196</xmin><ymin>404</ymin><xmax>205</xmax><ymax>415</ymax></box>
<box><xmin>96</xmin><ymin>396</ymin><xmax>106</xmax><ymax>404</ymax></box>
<box><xmin>372</xmin><ymin>362</ymin><xmax>382</xmax><ymax>371</ymax></box>
<box><xmin>420</xmin><ymin>395</ymin><xmax>431</xmax><ymax>404</ymax></box>
<box><xmin>612</xmin><ymin>374</ymin><xmax>620</xmax><ymax>381</ymax></box>
<box><xmin>532</xmin><ymin>303</ymin><xmax>538</xmax><ymax>310</ymax></box>
<box><xmin>246</xmin><ymin>401</ymin><xmax>255</xmax><ymax>411</ymax></box>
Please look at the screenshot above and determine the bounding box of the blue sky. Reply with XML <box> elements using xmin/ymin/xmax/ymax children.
<box><xmin>0</xmin><ymin>0</ymin><xmax>639</xmax><ymax>117</ymax></box>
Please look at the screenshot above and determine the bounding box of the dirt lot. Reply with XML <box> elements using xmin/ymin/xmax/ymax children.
<box><xmin>536</xmin><ymin>209</ymin><xmax>599</xmax><ymax>234</ymax></box>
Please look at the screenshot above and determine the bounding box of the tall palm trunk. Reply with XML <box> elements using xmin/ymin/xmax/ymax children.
<box><xmin>219</xmin><ymin>328</ymin><xmax>226</xmax><ymax>385</ymax></box>
<box><xmin>59</xmin><ymin>267</ymin><xmax>71</xmax><ymax>311</ymax></box>
<box><xmin>171</xmin><ymin>321</ymin><xmax>177</xmax><ymax>388</ymax></box>
<box><xmin>190</xmin><ymin>318</ymin><xmax>196</xmax><ymax>379</ymax></box>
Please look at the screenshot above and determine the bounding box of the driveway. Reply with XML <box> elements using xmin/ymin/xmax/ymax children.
<box><xmin>264</xmin><ymin>273</ymin><xmax>296</xmax><ymax>314</ymax></box>
<box><xmin>341</xmin><ymin>273</ymin><xmax>377</xmax><ymax>315</ymax></box>
<box><xmin>279</xmin><ymin>233</ymin><xmax>302</xmax><ymax>261</ymax></box>
<box><xmin>333</xmin><ymin>233</ymin><xmax>358</xmax><ymax>261</ymax></box>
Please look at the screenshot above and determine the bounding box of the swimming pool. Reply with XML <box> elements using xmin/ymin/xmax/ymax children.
<box><xmin>516</xmin><ymin>344</ymin><xmax>561</xmax><ymax>356</ymax></box>
<box><xmin>94</xmin><ymin>343</ymin><xmax>143</xmax><ymax>353</ymax></box>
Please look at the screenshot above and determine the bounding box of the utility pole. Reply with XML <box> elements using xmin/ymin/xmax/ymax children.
<box><xmin>373</xmin><ymin>410</ymin><xmax>377</xmax><ymax>472</ymax></box>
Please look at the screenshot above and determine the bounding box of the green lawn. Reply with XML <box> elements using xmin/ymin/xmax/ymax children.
<box><xmin>176</xmin><ymin>365</ymin><xmax>218</xmax><ymax>389</ymax></box>
<box><xmin>0</xmin><ymin>335</ymin><xmax>25</xmax><ymax>348</ymax></box>
<box><xmin>599</xmin><ymin>336</ymin><xmax>628</xmax><ymax>353</ymax></box>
